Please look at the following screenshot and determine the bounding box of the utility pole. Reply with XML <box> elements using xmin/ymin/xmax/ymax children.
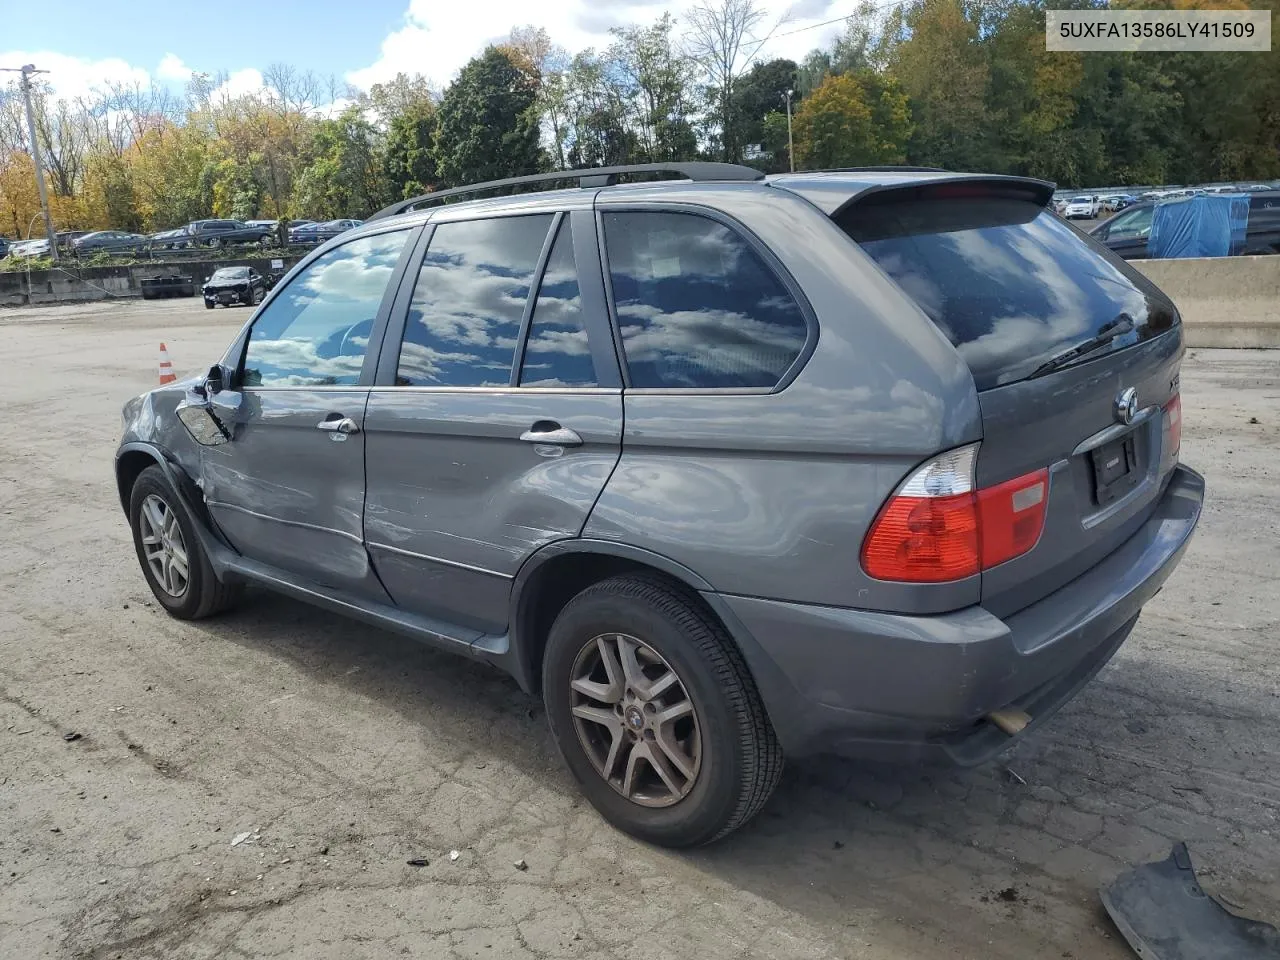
<box><xmin>785</xmin><ymin>89</ymin><xmax>795</xmax><ymax>173</ymax></box>
<box><xmin>2</xmin><ymin>64</ymin><xmax>58</xmax><ymax>260</ymax></box>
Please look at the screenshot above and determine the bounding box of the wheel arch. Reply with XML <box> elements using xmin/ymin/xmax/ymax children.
<box><xmin>507</xmin><ymin>540</ymin><xmax>715</xmax><ymax>695</ymax></box>
<box><xmin>115</xmin><ymin>443</ymin><xmax>175</xmax><ymax>514</ymax></box>
<box><xmin>116</xmin><ymin>441</ymin><xmax>236</xmax><ymax>568</ymax></box>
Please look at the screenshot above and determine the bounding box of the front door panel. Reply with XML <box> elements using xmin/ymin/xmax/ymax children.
<box><xmin>201</xmin><ymin>225</ymin><xmax>418</xmax><ymax>600</ymax></box>
<box><xmin>203</xmin><ymin>388</ymin><xmax>384</xmax><ymax>595</ymax></box>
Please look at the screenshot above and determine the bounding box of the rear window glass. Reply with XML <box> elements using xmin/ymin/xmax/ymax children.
<box><xmin>839</xmin><ymin>196</ymin><xmax>1178</xmax><ymax>390</ymax></box>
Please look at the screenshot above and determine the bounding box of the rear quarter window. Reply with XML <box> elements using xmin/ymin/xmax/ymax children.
<box><xmin>602</xmin><ymin>210</ymin><xmax>809</xmax><ymax>390</ymax></box>
<box><xmin>838</xmin><ymin>195</ymin><xmax>1178</xmax><ymax>390</ymax></box>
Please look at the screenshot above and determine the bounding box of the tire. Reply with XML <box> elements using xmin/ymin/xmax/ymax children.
<box><xmin>128</xmin><ymin>465</ymin><xmax>240</xmax><ymax>619</ymax></box>
<box><xmin>542</xmin><ymin>574</ymin><xmax>783</xmax><ymax>847</ymax></box>
<box><xmin>204</xmin><ymin>299</ymin><xmax>215</xmax><ymax>309</ymax></box>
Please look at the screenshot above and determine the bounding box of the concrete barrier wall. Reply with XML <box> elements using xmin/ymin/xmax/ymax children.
<box><xmin>1132</xmin><ymin>255</ymin><xmax>1280</xmax><ymax>348</ymax></box>
<box><xmin>0</xmin><ymin>256</ymin><xmax>305</xmax><ymax>307</ymax></box>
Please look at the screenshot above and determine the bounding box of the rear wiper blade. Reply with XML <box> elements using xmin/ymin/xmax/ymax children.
<box><xmin>1029</xmin><ymin>315</ymin><xmax>1135</xmax><ymax>378</ymax></box>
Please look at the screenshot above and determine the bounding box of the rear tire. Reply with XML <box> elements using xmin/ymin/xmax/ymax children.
<box><xmin>128</xmin><ymin>465</ymin><xmax>240</xmax><ymax>619</ymax></box>
<box><xmin>542</xmin><ymin>575</ymin><xmax>783</xmax><ymax>847</ymax></box>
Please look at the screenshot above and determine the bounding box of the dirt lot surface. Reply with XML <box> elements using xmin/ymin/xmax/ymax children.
<box><xmin>2</xmin><ymin>298</ymin><xmax>1278</xmax><ymax>960</ymax></box>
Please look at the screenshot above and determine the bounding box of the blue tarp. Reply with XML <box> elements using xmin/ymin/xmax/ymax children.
<box><xmin>1148</xmin><ymin>195</ymin><xmax>1251</xmax><ymax>258</ymax></box>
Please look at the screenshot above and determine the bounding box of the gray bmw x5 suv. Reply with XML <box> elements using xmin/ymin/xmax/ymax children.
<box><xmin>116</xmin><ymin>163</ymin><xmax>1203</xmax><ymax>847</ymax></box>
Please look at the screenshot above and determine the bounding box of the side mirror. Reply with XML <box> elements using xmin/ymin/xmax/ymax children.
<box><xmin>203</xmin><ymin>363</ymin><xmax>231</xmax><ymax>395</ymax></box>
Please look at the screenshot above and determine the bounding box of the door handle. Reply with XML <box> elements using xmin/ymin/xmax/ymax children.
<box><xmin>519</xmin><ymin>423</ymin><xmax>582</xmax><ymax>447</ymax></box>
<box><xmin>316</xmin><ymin>416</ymin><xmax>360</xmax><ymax>434</ymax></box>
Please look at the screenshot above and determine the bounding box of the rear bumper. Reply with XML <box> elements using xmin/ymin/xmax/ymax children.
<box><xmin>706</xmin><ymin>463</ymin><xmax>1204</xmax><ymax>765</ymax></box>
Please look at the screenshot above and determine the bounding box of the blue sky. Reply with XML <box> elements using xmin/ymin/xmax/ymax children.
<box><xmin>5</xmin><ymin>0</ymin><xmax>406</xmax><ymax>84</ymax></box>
<box><xmin>3</xmin><ymin>0</ymin><xmax>850</xmax><ymax>102</ymax></box>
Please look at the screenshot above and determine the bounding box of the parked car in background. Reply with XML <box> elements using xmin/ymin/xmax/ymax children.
<box><xmin>1063</xmin><ymin>196</ymin><xmax>1097</xmax><ymax>219</ymax></box>
<box><xmin>0</xmin><ymin>236</ymin><xmax>9</xmax><ymax>258</ymax></box>
<box><xmin>201</xmin><ymin>265</ymin><xmax>267</xmax><ymax>308</ymax></box>
<box><xmin>185</xmin><ymin>219</ymin><xmax>275</xmax><ymax>248</ymax></box>
<box><xmin>289</xmin><ymin>218</ymin><xmax>362</xmax><ymax>244</ymax></box>
<box><xmin>116</xmin><ymin>163</ymin><xmax>1201</xmax><ymax>848</ymax></box>
<box><xmin>1099</xmin><ymin>195</ymin><xmax>1137</xmax><ymax>213</ymax></box>
<box><xmin>1090</xmin><ymin>190</ymin><xmax>1280</xmax><ymax>258</ymax></box>
<box><xmin>73</xmin><ymin>231</ymin><xmax>149</xmax><ymax>256</ymax></box>
<box><xmin>149</xmin><ymin>227</ymin><xmax>192</xmax><ymax>251</ymax></box>
<box><xmin>9</xmin><ymin>238</ymin><xmax>50</xmax><ymax>257</ymax></box>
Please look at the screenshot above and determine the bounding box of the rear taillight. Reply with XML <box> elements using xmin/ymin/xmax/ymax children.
<box><xmin>861</xmin><ymin>444</ymin><xmax>1049</xmax><ymax>583</ymax></box>
<box><xmin>975</xmin><ymin>468</ymin><xmax>1048</xmax><ymax>569</ymax></box>
<box><xmin>1164</xmin><ymin>393</ymin><xmax>1181</xmax><ymax>457</ymax></box>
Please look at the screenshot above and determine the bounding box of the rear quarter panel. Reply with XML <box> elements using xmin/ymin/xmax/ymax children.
<box><xmin>584</xmin><ymin>185</ymin><xmax>984</xmax><ymax>614</ymax></box>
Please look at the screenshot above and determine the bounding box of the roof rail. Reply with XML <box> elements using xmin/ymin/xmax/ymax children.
<box><xmin>366</xmin><ymin>162</ymin><xmax>765</xmax><ymax>222</ymax></box>
<box><xmin>792</xmin><ymin>166</ymin><xmax>949</xmax><ymax>174</ymax></box>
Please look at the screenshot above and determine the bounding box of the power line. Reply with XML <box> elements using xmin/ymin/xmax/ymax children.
<box><xmin>752</xmin><ymin>0</ymin><xmax>919</xmax><ymax>53</ymax></box>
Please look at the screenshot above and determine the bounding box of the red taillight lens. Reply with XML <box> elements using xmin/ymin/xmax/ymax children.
<box><xmin>1164</xmin><ymin>393</ymin><xmax>1181</xmax><ymax>456</ymax></box>
<box><xmin>976</xmin><ymin>469</ymin><xmax>1048</xmax><ymax>569</ymax></box>
<box><xmin>862</xmin><ymin>446</ymin><xmax>1050</xmax><ymax>583</ymax></box>
<box><xmin>861</xmin><ymin>493</ymin><xmax>980</xmax><ymax>582</ymax></box>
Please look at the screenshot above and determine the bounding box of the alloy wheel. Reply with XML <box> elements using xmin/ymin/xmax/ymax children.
<box><xmin>138</xmin><ymin>494</ymin><xmax>190</xmax><ymax>598</ymax></box>
<box><xmin>569</xmin><ymin>633</ymin><xmax>701</xmax><ymax>808</ymax></box>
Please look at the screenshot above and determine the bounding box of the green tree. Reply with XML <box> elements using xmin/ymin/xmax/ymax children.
<box><xmin>684</xmin><ymin>0</ymin><xmax>766</xmax><ymax>161</ymax></box>
<box><xmin>882</xmin><ymin>0</ymin><xmax>994</xmax><ymax>170</ymax></box>
<box><xmin>294</xmin><ymin>106</ymin><xmax>387</xmax><ymax>219</ymax></box>
<box><xmin>434</xmin><ymin>47</ymin><xmax>543</xmax><ymax>187</ymax></box>
<box><xmin>210</xmin><ymin>156</ymin><xmax>261</xmax><ymax>220</ymax></box>
<box><xmin>608</xmin><ymin>15</ymin><xmax>698</xmax><ymax>163</ymax></box>
<box><xmin>384</xmin><ymin>99</ymin><xmax>438</xmax><ymax>199</ymax></box>
<box><xmin>793</xmin><ymin>71</ymin><xmax>910</xmax><ymax>169</ymax></box>
<box><xmin>731</xmin><ymin>58</ymin><xmax>796</xmax><ymax>167</ymax></box>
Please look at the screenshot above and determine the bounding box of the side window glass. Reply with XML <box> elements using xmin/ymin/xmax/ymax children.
<box><xmin>602</xmin><ymin>211</ymin><xmax>808</xmax><ymax>389</ymax></box>
<box><xmin>519</xmin><ymin>220</ymin><xmax>596</xmax><ymax>387</ymax></box>
<box><xmin>242</xmin><ymin>229</ymin><xmax>411</xmax><ymax>387</ymax></box>
<box><xmin>1111</xmin><ymin>207</ymin><xmax>1153</xmax><ymax>241</ymax></box>
<box><xmin>396</xmin><ymin>214</ymin><xmax>553</xmax><ymax>387</ymax></box>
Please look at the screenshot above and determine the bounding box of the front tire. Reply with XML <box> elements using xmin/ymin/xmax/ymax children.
<box><xmin>128</xmin><ymin>465</ymin><xmax>240</xmax><ymax>619</ymax></box>
<box><xmin>543</xmin><ymin>575</ymin><xmax>783</xmax><ymax>847</ymax></box>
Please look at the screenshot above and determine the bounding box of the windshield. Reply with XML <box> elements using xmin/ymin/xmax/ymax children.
<box><xmin>211</xmin><ymin>267</ymin><xmax>249</xmax><ymax>280</ymax></box>
<box><xmin>839</xmin><ymin>195</ymin><xmax>1178</xmax><ymax>390</ymax></box>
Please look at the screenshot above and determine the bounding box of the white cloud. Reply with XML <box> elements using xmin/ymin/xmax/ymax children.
<box><xmin>346</xmin><ymin>0</ymin><xmax>855</xmax><ymax>92</ymax></box>
<box><xmin>213</xmin><ymin>67</ymin><xmax>266</xmax><ymax>101</ymax></box>
<box><xmin>0</xmin><ymin>50</ymin><xmax>151</xmax><ymax>100</ymax></box>
<box><xmin>156</xmin><ymin>53</ymin><xmax>193</xmax><ymax>83</ymax></box>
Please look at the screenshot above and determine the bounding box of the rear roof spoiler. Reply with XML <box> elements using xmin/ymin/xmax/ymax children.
<box><xmin>771</xmin><ymin>173</ymin><xmax>1056</xmax><ymax>217</ymax></box>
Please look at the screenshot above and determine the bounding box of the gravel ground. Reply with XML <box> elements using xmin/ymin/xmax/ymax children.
<box><xmin>1</xmin><ymin>298</ymin><xmax>1277</xmax><ymax>960</ymax></box>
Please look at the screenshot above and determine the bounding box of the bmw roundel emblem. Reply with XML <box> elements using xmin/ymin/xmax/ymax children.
<box><xmin>1115</xmin><ymin>387</ymin><xmax>1138</xmax><ymax>425</ymax></box>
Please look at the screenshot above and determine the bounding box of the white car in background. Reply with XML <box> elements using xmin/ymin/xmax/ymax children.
<box><xmin>1063</xmin><ymin>197</ymin><xmax>1097</xmax><ymax>219</ymax></box>
<box><xmin>6</xmin><ymin>238</ymin><xmax>50</xmax><ymax>258</ymax></box>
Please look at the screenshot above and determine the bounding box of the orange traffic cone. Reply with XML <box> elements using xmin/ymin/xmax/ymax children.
<box><xmin>159</xmin><ymin>342</ymin><xmax>176</xmax><ymax>384</ymax></box>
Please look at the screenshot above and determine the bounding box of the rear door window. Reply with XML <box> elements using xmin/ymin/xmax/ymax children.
<box><xmin>519</xmin><ymin>219</ymin><xmax>596</xmax><ymax>387</ymax></box>
<box><xmin>396</xmin><ymin>215</ymin><xmax>553</xmax><ymax>387</ymax></box>
<box><xmin>602</xmin><ymin>211</ymin><xmax>808</xmax><ymax>389</ymax></box>
<box><xmin>839</xmin><ymin>194</ymin><xmax>1178</xmax><ymax>390</ymax></box>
